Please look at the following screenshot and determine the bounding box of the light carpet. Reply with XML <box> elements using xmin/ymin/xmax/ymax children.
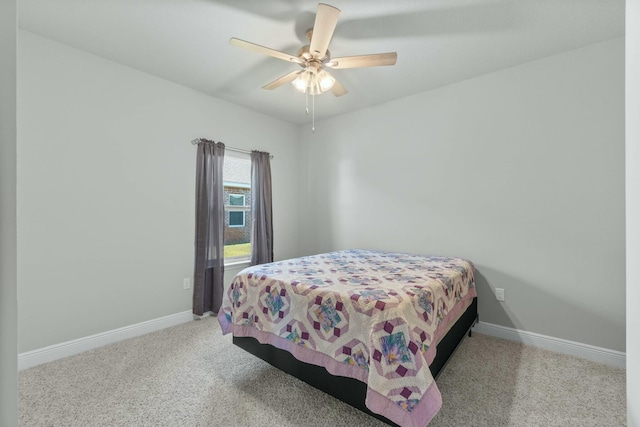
<box><xmin>19</xmin><ymin>315</ymin><xmax>626</xmax><ymax>427</ymax></box>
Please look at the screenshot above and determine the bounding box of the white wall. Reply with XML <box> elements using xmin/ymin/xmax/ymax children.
<box><xmin>0</xmin><ymin>0</ymin><xmax>18</xmax><ymax>424</ymax></box>
<box><xmin>17</xmin><ymin>31</ymin><xmax>299</xmax><ymax>352</ymax></box>
<box><xmin>298</xmin><ymin>38</ymin><xmax>625</xmax><ymax>351</ymax></box>
<box><xmin>627</xmin><ymin>1</ymin><xmax>639</xmax><ymax>424</ymax></box>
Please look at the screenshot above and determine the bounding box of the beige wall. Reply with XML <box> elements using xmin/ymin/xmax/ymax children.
<box><xmin>0</xmin><ymin>0</ymin><xmax>18</xmax><ymax>424</ymax></box>
<box><xmin>17</xmin><ymin>31</ymin><xmax>300</xmax><ymax>352</ymax></box>
<box><xmin>298</xmin><ymin>38</ymin><xmax>625</xmax><ymax>351</ymax></box>
<box><xmin>626</xmin><ymin>1</ymin><xmax>640</xmax><ymax>424</ymax></box>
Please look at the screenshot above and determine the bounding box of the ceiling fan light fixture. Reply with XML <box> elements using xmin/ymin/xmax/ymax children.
<box><xmin>292</xmin><ymin>68</ymin><xmax>335</xmax><ymax>95</ymax></box>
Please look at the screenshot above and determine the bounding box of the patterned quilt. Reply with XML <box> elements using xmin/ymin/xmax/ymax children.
<box><xmin>218</xmin><ymin>249</ymin><xmax>476</xmax><ymax>427</ymax></box>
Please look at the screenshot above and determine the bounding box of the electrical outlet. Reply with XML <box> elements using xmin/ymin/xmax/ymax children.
<box><xmin>495</xmin><ymin>288</ymin><xmax>505</xmax><ymax>301</ymax></box>
<box><xmin>183</xmin><ymin>278</ymin><xmax>191</xmax><ymax>290</ymax></box>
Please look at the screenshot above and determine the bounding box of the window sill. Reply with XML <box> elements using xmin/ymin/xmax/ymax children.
<box><xmin>225</xmin><ymin>259</ymin><xmax>251</xmax><ymax>269</ymax></box>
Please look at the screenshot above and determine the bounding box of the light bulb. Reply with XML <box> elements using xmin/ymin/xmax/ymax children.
<box><xmin>318</xmin><ymin>70</ymin><xmax>335</xmax><ymax>92</ymax></box>
<box><xmin>292</xmin><ymin>71</ymin><xmax>310</xmax><ymax>93</ymax></box>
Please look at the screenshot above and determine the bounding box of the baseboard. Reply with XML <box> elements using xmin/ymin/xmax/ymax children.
<box><xmin>474</xmin><ymin>321</ymin><xmax>626</xmax><ymax>369</ymax></box>
<box><xmin>18</xmin><ymin>310</ymin><xmax>194</xmax><ymax>370</ymax></box>
<box><xmin>18</xmin><ymin>314</ymin><xmax>625</xmax><ymax>370</ymax></box>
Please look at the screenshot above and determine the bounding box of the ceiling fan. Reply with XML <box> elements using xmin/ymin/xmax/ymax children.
<box><xmin>229</xmin><ymin>3</ymin><xmax>398</xmax><ymax>97</ymax></box>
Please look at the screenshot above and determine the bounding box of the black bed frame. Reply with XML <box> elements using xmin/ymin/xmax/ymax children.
<box><xmin>233</xmin><ymin>297</ymin><xmax>478</xmax><ymax>427</ymax></box>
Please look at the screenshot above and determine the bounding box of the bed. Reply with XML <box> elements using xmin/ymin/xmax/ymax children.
<box><xmin>218</xmin><ymin>249</ymin><xmax>478</xmax><ymax>427</ymax></box>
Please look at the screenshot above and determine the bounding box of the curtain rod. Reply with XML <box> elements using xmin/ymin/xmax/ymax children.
<box><xmin>190</xmin><ymin>138</ymin><xmax>273</xmax><ymax>158</ymax></box>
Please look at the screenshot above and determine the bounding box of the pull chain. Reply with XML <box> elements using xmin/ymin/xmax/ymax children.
<box><xmin>305</xmin><ymin>90</ymin><xmax>309</xmax><ymax>115</ymax></box>
<box><xmin>312</xmin><ymin>93</ymin><xmax>315</xmax><ymax>133</ymax></box>
<box><xmin>303</xmin><ymin>87</ymin><xmax>315</xmax><ymax>133</ymax></box>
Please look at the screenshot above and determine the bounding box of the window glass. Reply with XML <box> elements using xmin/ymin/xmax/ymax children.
<box><xmin>229</xmin><ymin>194</ymin><xmax>245</xmax><ymax>206</ymax></box>
<box><xmin>223</xmin><ymin>154</ymin><xmax>251</xmax><ymax>261</ymax></box>
<box><xmin>229</xmin><ymin>211</ymin><xmax>245</xmax><ymax>227</ymax></box>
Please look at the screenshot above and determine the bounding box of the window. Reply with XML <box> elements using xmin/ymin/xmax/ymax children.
<box><xmin>223</xmin><ymin>153</ymin><xmax>252</xmax><ymax>261</ymax></box>
<box><xmin>229</xmin><ymin>211</ymin><xmax>245</xmax><ymax>227</ymax></box>
<box><xmin>229</xmin><ymin>194</ymin><xmax>245</xmax><ymax>206</ymax></box>
<box><xmin>228</xmin><ymin>194</ymin><xmax>246</xmax><ymax>228</ymax></box>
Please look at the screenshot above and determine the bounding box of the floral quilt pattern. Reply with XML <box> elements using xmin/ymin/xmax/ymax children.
<box><xmin>218</xmin><ymin>249</ymin><xmax>476</xmax><ymax>427</ymax></box>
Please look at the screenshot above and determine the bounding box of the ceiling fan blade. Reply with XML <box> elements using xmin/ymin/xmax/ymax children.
<box><xmin>330</xmin><ymin>78</ymin><xmax>348</xmax><ymax>97</ymax></box>
<box><xmin>309</xmin><ymin>3</ymin><xmax>341</xmax><ymax>59</ymax></box>
<box><xmin>328</xmin><ymin>52</ymin><xmax>397</xmax><ymax>69</ymax></box>
<box><xmin>262</xmin><ymin>70</ymin><xmax>303</xmax><ymax>90</ymax></box>
<box><xmin>229</xmin><ymin>37</ymin><xmax>304</xmax><ymax>64</ymax></box>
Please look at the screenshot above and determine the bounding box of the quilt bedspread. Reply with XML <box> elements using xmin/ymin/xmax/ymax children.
<box><xmin>218</xmin><ymin>249</ymin><xmax>476</xmax><ymax>427</ymax></box>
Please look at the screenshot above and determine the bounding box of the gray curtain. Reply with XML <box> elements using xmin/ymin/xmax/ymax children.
<box><xmin>250</xmin><ymin>151</ymin><xmax>273</xmax><ymax>265</ymax></box>
<box><xmin>193</xmin><ymin>140</ymin><xmax>225</xmax><ymax>315</ymax></box>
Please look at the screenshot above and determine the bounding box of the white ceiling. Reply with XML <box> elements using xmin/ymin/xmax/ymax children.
<box><xmin>18</xmin><ymin>0</ymin><xmax>625</xmax><ymax>125</ymax></box>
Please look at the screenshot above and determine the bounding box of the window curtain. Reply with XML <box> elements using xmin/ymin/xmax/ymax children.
<box><xmin>193</xmin><ymin>140</ymin><xmax>225</xmax><ymax>315</ymax></box>
<box><xmin>250</xmin><ymin>150</ymin><xmax>273</xmax><ymax>265</ymax></box>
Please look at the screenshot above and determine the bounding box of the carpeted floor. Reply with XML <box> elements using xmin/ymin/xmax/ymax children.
<box><xmin>19</xmin><ymin>316</ymin><xmax>626</xmax><ymax>427</ymax></box>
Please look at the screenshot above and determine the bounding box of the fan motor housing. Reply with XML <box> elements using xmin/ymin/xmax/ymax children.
<box><xmin>296</xmin><ymin>45</ymin><xmax>330</xmax><ymax>65</ymax></box>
